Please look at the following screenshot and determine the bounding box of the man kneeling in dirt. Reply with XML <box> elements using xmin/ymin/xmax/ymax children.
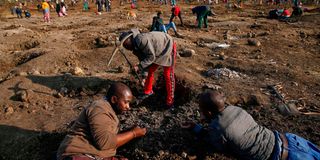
<box><xmin>119</xmin><ymin>29</ymin><xmax>176</xmax><ymax>109</ymax></box>
<box><xmin>57</xmin><ymin>82</ymin><xmax>147</xmax><ymax>160</ymax></box>
<box><xmin>183</xmin><ymin>90</ymin><xmax>320</xmax><ymax>160</ymax></box>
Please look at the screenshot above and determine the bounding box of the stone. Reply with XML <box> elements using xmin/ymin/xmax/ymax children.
<box><xmin>181</xmin><ymin>152</ymin><xmax>187</xmax><ymax>158</ymax></box>
<box><xmin>300</xmin><ymin>31</ymin><xmax>307</xmax><ymax>38</ymax></box>
<box><xmin>248</xmin><ymin>39</ymin><xmax>261</xmax><ymax>47</ymax></box>
<box><xmin>70</xmin><ymin>67</ymin><xmax>85</xmax><ymax>76</ymax></box>
<box><xmin>117</xmin><ymin>66</ymin><xmax>128</xmax><ymax>73</ymax></box>
<box><xmin>22</xmin><ymin>40</ymin><xmax>40</xmax><ymax>50</ymax></box>
<box><xmin>17</xmin><ymin>71</ymin><xmax>28</xmax><ymax>76</ymax></box>
<box><xmin>203</xmin><ymin>83</ymin><xmax>222</xmax><ymax>90</ymax></box>
<box><xmin>31</xmin><ymin>69</ymin><xmax>40</xmax><ymax>75</ymax></box>
<box><xmin>43</xmin><ymin>104</ymin><xmax>49</xmax><ymax>110</ymax></box>
<box><xmin>16</xmin><ymin>90</ymin><xmax>28</xmax><ymax>102</ymax></box>
<box><xmin>95</xmin><ymin>37</ymin><xmax>108</xmax><ymax>47</ymax></box>
<box><xmin>19</xmin><ymin>103</ymin><xmax>29</xmax><ymax>109</ymax></box>
<box><xmin>179</xmin><ymin>49</ymin><xmax>195</xmax><ymax>57</ymax></box>
<box><xmin>158</xmin><ymin>150</ymin><xmax>165</xmax><ymax>156</ymax></box>
<box><xmin>53</xmin><ymin>91</ymin><xmax>62</xmax><ymax>98</ymax></box>
<box><xmin>188</xmin><ymin>155</ymin><xmax>197</xmax><ymax>160</ymax></box>
<box><xmin>5</xmin><ymin>106</ymin><xmax>14</xmax><ymax>115</ymax></box>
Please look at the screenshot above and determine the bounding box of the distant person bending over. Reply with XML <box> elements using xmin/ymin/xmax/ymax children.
<box><xmin>119</xmin><ymin>29</ymin><xmax>177</xmax><ymax>109</ymax></box>
<box><xmin>183</xmin><ymin>90</ymin><xmax>320</xmax><ymax>160</ymax></box>
<box><xmin>169</xmin><ymin>5</ymin><xmax>184</xmax><ymax>26</ymax></box>
<box><xmin>151</xmin><ymin>11</ymin><xmax>182</xmax><ymax>37</ymax></box>
<box><xmin>57</xmin><ymin>82</ymin><xmax>147</xmax><ymax>160</ymax></box>
<box><xmin>192</xmin><ymin>5</ymin><xmax>215</xmax><ymax>29</ymax></box>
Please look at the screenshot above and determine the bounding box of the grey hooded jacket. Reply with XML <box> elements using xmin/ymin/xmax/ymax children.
<box><xmin>131</xmin><ymin>29</ymin><xmax>174</xmax><ymax>69</ymax></box>
<box><xmin>208</xmin><ymin>106</ymin><xmax>275</xmax><ymax>160</ymax></box>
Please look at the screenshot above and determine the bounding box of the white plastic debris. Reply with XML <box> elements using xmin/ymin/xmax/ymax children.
<box><xmin>206</xmin><ymin>68</ymin><xmax>246</xmax><ymax>79</ymax></box>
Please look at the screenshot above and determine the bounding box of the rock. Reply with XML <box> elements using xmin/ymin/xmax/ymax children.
<box><xmin>53</xmin><ymin>92</ymin><xmax>63</xmax><ymax>98</ymax></box>
<box><xmin>188</xmin><ymin>155</ymin><xmax>197</xmax><ymax>160</ymax></box>
<box><xmin>17</xmin><ymin>71</ymin><xmax>28</xmax><ymax>76</ymax></box>
<box><xmin>203</xmin><ymin>83</ymin><xmax>222</xmax><ymax>90</ymax></box>
<box><xmin>30</xmin><ymin>69</ymin><xmax>41</xmax><ymax>75</ymax></box>
<box><xmin>22</xmin><ymin>40</ymin><xmax>40</xmax><ymax>50</ymax></box>
<box><xmin>19</xmin><ymin>103</ymin><xmax>29</xmax><ymax>109</ymax></box>
<box><xmin>300</xmin><ymin>31</ymin><xmax>307</xmax><ymax>38</ymax></box>
<box><xmin>70</xmin><ymin>67</ymin><xmax>85</xmax><ymax>76</ymax></box>
<box><xmin>16</xmin><ymin>90</ymin><xmax>28</xmax><ymax>102</ymax></box>
<box><xmin>43</xmin><ymin>104</ymin><xmax>49</xmax><ymax>110</ymax></box>
<box><xmin>247</xmin><ymin>32</ymin><xmax>256</xmax><ymax>38</ymax></box>
<box><xmin>219</xmin><ymin>54</ymin><xmax>227</xmax><ymax>60</ymax></box>
<box><xmin>60</xmin><ymin>87</ymin><xmax>68</xmax><ymax>95</ymax></box>
<box><xmin>5</xmin><ymin>106</ymin><xmax>14</xmax><ymax>114</ymax></box>
<box><xmin>248</xmin><ymin>39</ymin><xmax>261</xmax><ymax>47</ymax></box>
<box><xmin>257</xmin><ymin>31</ymin><xmax>270</xmax><ymax>36</ymax></box>
<box><xmin>95</xmin><ymin>37</ymin><xmax>108</xmax><ymax>47</ymax></box>
<box><xmin>117</xmin><ymin>66</ymin><xmax>128</xmax><ymax>73</ymax></box>
<box><xmin>181</xmin><ymin>152</ymin><xmax>187</xmax><ymax>158</ymax></box>
<box><xmin>158</xmin><ymin>150</ymin><xmax>165</xmax><ymax>156</ymax></box>
<box><xmin>179</xmin><ymin>49</ymin><xmax>195</xmax><ymax>57</ymax></box>
<box><xmin>224</xmin><ymin>30</ymin><xmax>231</xmax><ymax>40</ymax></box>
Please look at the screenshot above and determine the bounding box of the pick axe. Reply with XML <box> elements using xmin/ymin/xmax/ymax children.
<box><xmin>107</xmin><ymin>33</ymin><xmax>143</xmax><ymax>86</ymax></box>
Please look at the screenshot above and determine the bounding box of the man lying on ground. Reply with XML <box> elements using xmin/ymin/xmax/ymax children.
<box><xmin>57</xmin><ymin>82</ymin><xmax>147</xmax><ymax>160</ymax></box>
<box><xmin>183</xmin><ymin>90</ymin><xmax>320</xmax><ymax>160</ymax></box>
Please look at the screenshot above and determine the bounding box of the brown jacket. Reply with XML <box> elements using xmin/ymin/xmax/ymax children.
<box><xmin>131</xmin><ymin>29</ymin><xmax>174</xmax><ymax>69</ymax></box>
<box><xmin>57</xmin><ymin>99</ymin><xmax>119</xmax><ymax>160</ymax></box>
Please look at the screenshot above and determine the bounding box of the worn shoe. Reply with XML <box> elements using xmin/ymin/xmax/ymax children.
<box><xmin>165</xmin><ymin>103</ymin><xmax>174</xmax><ymax>110</ymax></box>
<box><xmin>135</xmin><ymin>91</ymin><xmax>154</xmax><ymax>105</ymax></box>
<box><xmin>175</xmin><ymin>32</ymin><xmax>184</xmax><ymax>38</ymax></box>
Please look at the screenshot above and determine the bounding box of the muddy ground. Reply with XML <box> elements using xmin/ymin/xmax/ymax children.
<box><xmin>0</xmin><ymin>1</ymin><xmax>319</xmax><ymax>160</ymax></box>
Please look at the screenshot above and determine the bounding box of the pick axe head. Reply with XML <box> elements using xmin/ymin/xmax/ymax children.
<box><xmin>107</xmin><ymin>33</ymin><xmax>133</xmax><ymax>67</ymax></box>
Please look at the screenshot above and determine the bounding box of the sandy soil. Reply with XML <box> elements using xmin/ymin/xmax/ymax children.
<box><xmin>0</xmin><ymin>1</ymin><xmax>319</xmax><ymax>160</ymax></box>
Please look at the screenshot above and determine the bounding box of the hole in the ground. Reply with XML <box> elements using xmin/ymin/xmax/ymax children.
<box><xmin>128</xmin><ymin>75</ymin><xmax>194</xmax><ymax>110</ymax></box>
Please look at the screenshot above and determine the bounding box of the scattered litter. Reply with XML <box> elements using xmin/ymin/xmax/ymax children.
<box><xmin>206</xmin><ymin>68</ymin><xmax>246</xmax><ymax>79</ymax></box>
<box><xmin>179</xmin><ymin>48</ymin><xmax>195</xmax><ymax>57</ymax></box>
<box><xmin>203</xmin><ymin>83</ymin><xmax>222</xmax><ymax>90</ymax></box>
<box><xmin>198</xmin><ymin>42</ymin><xmax>230</xmax><ymax>49</ymax></box>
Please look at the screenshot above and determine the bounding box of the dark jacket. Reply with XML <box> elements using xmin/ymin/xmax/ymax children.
<box><xmin>192</xmin><ymin>5</ymin><xmax>211</xmax><ymax>16</ymax></box>
<box><xmin>150</xmin><ymin>16</ymin><xmax>164</xmax><ymax>32</ymax></box>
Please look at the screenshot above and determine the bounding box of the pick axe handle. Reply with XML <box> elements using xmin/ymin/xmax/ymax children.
<box><xmin>119</xmin><ymin>49</ymin><xmax>143</xmax><ymax>86</ymax></box>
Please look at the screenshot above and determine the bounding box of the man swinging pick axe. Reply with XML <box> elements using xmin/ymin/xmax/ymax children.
<box><xmin>118</xmin><ymin>29</ymin><xmax>177</xmax><ymax>109</ymax></box>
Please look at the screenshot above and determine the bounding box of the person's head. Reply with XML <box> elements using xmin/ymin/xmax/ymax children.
<box><xmin>157</xmin><ymin>11</ymin><xmax>162</xmax><ymax>17</ymax></box>
<box><xmin>198</xmin><ymin>90</ymin><xmax>226</xmax><ymax>121</ymax></box>
<box><xmin>119</xmin><ymin>32</ymin><xmax>134</xmax><ymax>51</ymax></box>
<box><xmin>106</xmin><ymin>82</ymin><xmax>133</xmax><ymax>114</ymax></box>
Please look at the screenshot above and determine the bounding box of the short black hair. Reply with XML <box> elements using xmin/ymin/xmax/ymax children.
<box><xmin>106</xmin><ymin>82</ymin><xmax>131</xmax><ymax>100</ymax></box>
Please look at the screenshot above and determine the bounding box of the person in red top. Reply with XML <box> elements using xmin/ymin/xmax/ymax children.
<box><xmin>281</xmin><ymin>8</ymin><xmax>291</xmax><ymax>18</ymax></box>
<box><xmin>169</xmin><ymin>6</ymin><xmax>184</xmax><ymax>26</ymax></box>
